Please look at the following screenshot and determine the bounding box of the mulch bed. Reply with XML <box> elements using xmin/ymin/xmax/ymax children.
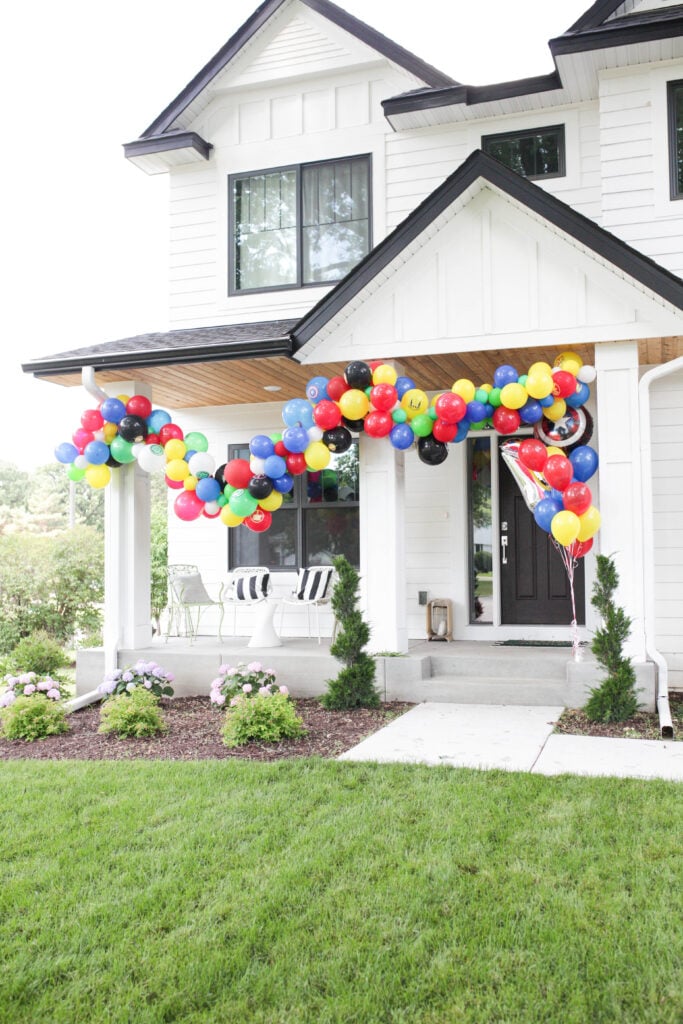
<box><xmin>555</xmin><ymin>692</ymin><xmax>683</xmax><ymax>741</ymax></box>
<box><xmin>0</xmin><ymin>697</ymin><xmax>412</xmax><ymax>761</ymax></box>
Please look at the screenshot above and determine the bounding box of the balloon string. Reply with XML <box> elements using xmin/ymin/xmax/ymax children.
<box><xmin>553</xmin><ymin>539</ymin><xmax>581</xmax><ymax>661</ymax></box>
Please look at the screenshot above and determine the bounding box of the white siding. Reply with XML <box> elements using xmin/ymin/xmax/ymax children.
<box><xmin>650</xmin><ymin>368</ymin><xmax>683</xmax><ymax>687</ymax></box>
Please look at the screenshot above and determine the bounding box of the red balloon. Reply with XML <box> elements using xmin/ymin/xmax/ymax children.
<box><xmin>313</xmin><ymin>399</ymin><xmax>342</xmax><ymax>430</ymax></box>
<box><xmin>492</xmin><ymin>407</ymin><xmax>521</xmax><ymax>435</ymax></box>
<box><xmin>544</xmin><ymin>454</ymin><xmax>573</xmax><ymax>491</ymax></box>
<box><xmin>72</xmin><ymin>428</ymin><xmax>95</xmax><ymax>453</ymax></box>
<box><xmin>364</xmin><ymin>411</ymin><xmax>393</xmax><ymax>437</ymax></box>
<box><xmin>370</xmin><ymin>383</ymin><xmax>398</xmax><ymax>412</ymax></box>
<box><xmin>568</xmin><ymin>537</ymin><xmax>593</xmax><ymax>559</ymax></box>
<box><xmin>146</xmin><ymin>433</ymin><xmax>160</xmax><ymax>445</ymax></box>
<box><xmin>165</xmin><ymin>474</ymin><xmax>184</xmax><ymax>490</ymax></box>
<box><xmin>224</xmin><ymin>458</ymin><xmax>253</xmax><ymax>489</ymax></box>
<box><xmin>126</xmin><ymin>395</ymin><xmax>153</xmax><ymax>419</ymax></box>
<box><xmin>434</xmin><ymin>392</ymin><xmax>466</xmax><ymax>424</ymax></box>
<box><xmin>245</xmin><ymin>508</ymin><xmax>272</xmax><ymax>533</ymax></box>
<box><xmin>432</xmin><ymin>419</ymin><xmax>458</xmax><ymax>442</ymax></box>
<box><xmin>552</xmin><ymin>371</ymin><xmax>577</xmax><ymax>399</ymax></box>
<box><xmin>158</xmin><ymin>423</ymin><xmax>184</xmax><ymax>445</ymax></box>
<box><xmin>202</xmin><ymin>505</ymin><xmax>222</xmax><ymax>519</ymax></box>
<box><xmin>286</xmin><ymin>453</ymin><xmax>307</xmax><ymax>475</ymax></box>
<box><xmin>327</xmin><ymin>376</ymin><xmax>350</xmax><ymax>401</ymax></box>
<box><xmin>174</xmin><ymin>490</ymin><xmax>204</xmax><ymax>521</ymax></box>
<box><xmin>274</xmin><ymin>441</ymin><xmax>288</xmax><ymax>456</ymax></box>
<box><xmin>81</xmin><ymin>409</ymin><xmax>104</xmax><ymax>432</ymax></box>
<box><xmin>518</xmin><ymin>438</ymin><xmax>547</xmax><ymax>472</ymax></box>
<box><xmin>562</xmin><ymin>482</ymin><xmax>592</xmax><ymax>516</ymax></box>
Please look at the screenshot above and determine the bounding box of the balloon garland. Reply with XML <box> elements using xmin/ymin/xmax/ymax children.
<box><xmin>54</xmin><ymin>350</ymin><xmax>600</xmax><ymax>551</ymax></box>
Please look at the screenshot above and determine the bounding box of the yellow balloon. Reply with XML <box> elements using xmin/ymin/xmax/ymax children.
<box><xmin>304</xmin><ymin>441</ymin><xmax>331</xmax><ymax>471</ymax></box>
<box><xmin>452</xmin><ymin>379</ymin><xmax>475</xmax><ymax>404</ymax></box>
<box><xmin>85</xmin><ymin>464</ymin><xmax>111</xmax><ymax>489</ymax></box>
<box><xmin>116</xmin><ymin>394</ymin><xmax>131</xmax><ymax>405</ymax></box>
<box><xmin>102</xmin><ymin>422</ymin><xmax>118</xmax><ymax>443</ymax></box>
<box><xmin>220</xmin><ymin>506</ymin><xmax>244</xmax><ymax>527</ymax></box>
<box><xmin>338</xmin><ymin>388</ymin><xmax>369</xmax><ymax>421</ymax></box>
<box><xmin>479</xmin><ymin>382</ymin><xmax>492</xmax><ymax>394</ymax></box>
<box><xmin>259</xmin><ymin>490</ymin><xmax>283</xmax><ymax>512</ymax></box>
<box><xmin>554</xmin><ymin>350</ymin><xmax>583</xmax><ymax>376</ymax></box>
<box><xmin>577</xmin><ymin>506</ymin><xmax>601</xmax><ymax>542</ymax></box>
<box><xmin>166</xmin><ymin>458</ymin><xmax>189</xmax><ymax>482</ymax></box>
<box><xmin>551</xmin><ymin>510</ymin><xmax>580</xmax><ymax>547</ymax></box>
<box><xmin>164</xmin><ymin>438</ymin><xmax>187</xmax><ymax>461</ymax></box>
<box><xmin>544</xmin><ymin>398</ymin><xmax>567</xmax><ymax>422</ymax></box>
<box><xmin>529</xmin><ymin>362</ymin><xmax>552</xmax><ymax>375</ymax></box>
<box><xmin>372</xmin><ymin>364</ymin><xmax>397</xmax><ymax>386</ymax></box>
<box><xmin>183</xmin><ymin>475</ymin><xmax>198</xmax><ymax>491</ymax></box>
<box><xmin>500</xmin><ymin>382</ymin><xmax>527</xmax><ymax>410</ymax></box>
<box><xmin>526</xmin><ymin>371</ymin><xmax>554</xmax><ymax>400</ymax></box>
<box><xmin>546</xmin><ymin>446</ymin><xmax>565</xmax><ymax>458</ymax></box>
<box><xmin>401</xmin><ymin>388</ymin><xmax>429</xmax><ymax>419</ymax></box>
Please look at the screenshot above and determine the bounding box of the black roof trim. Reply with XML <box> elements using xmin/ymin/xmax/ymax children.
<box><xmin>383</xmin><ymin>72</ymin><xmax>562</xmax><ymax>117</ymax></box>
<box><xmin>552</xmin><ymin>8</ymin><xmax>683</xmax><ymax>56</ymax></box>
<box><xmin>568</xmin><ymin>0</ymin><xmax>625</xmax><ymax>33</ymax></box>
<box><xmin>123</xmin><ymin>131</ymin><xmax>213</xmax><ymax>162</ymax></box>
<box><xmin>23</xmin><ymin>321</ymin><xmax>298</xmax><ymax>378</ymax></box>
<box><xmin>291</xmin><ymin>149</ymin><xmax>683</xmax><ymax>349</ymax></box>
<box><xmin>139</xmin><ymin>0</ymin><xmax>456</xmax><ymax>139</ymax></box>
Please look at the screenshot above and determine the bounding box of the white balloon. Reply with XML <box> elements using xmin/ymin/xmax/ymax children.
<box><xmin>308</xmin><ymin>425</ymin><xmax>324</xmax><ymax>442</ymax></box>
<box><xmin>250</xmin><ymin>456</ymin><xmax>266</xmax><ymax>475</ymax></box>
<box><xmin>577</xmin><ymin>365</ymin><xmax>597</xmax><ymax>384</ymax></box>
<box><xmin>136</xmin><ymin>443</ymin><xmax>166</xmax><ymax>474</ymax></box>
<box><xmin>188</xmin><ymin>451</ymin><xmax>216</xmax><ymax>477</ymax></box>
<box><xmin>74</xmin><ymin>454</ymin><xmax>89</xmax><ymax>470</ymax></box>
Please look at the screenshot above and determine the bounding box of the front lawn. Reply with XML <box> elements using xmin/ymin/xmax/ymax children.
<box><xmin>1</xmin><ymin>760</ymin><xmax>681</xmax><ymax>1024</ymax></box>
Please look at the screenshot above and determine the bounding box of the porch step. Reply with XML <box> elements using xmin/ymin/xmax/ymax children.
<box><xmin>384</xmin><ymin>674</ymin><xmax>570</xmax><ymax>706</ymax></box>
<box><xmin>428</xmin><ymin>650</ymin><xmax>568</xmax><ymax>682</ymax></box>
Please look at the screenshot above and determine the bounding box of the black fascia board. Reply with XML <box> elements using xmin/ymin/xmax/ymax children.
<box><xmin>123</xmin><ymin>132</ymin><xmax>213</xmax><ymax>161</ymax></box>
<box><xmin>291</xmin><ymin>149</ymin><xmax>683</xmax><ymax>350</ymax></box>
<box><xmin>552</xmin><ymin>11</ymin><xmax>683</xmax><ymax>56</ymax></box>
<box><xmin>141</xmin><ymin>0</ymin><xmax>456</xmax><ymax>139</ymax></box>
<box><xmin>568</xmin><ymin>0</ymin><xmax>625</xmax><ymax>33</ymax></box>
<box><xmin>23</xmin><ymin>337</ymin><xmax>294</xmax><ymax>379</ymax></box>
<box><xmin>382</xmin><ymin>72</ymin><xmax>561</xmax><ymax>117</ymax></box>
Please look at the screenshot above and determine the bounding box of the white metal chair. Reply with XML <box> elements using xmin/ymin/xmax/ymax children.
<box><xmin>222</xmin><ymin>566</ymin><xmax>271</xmax><ymax>635</ymax></box>
<box><xmin>166</xmin><ymin>564</ymin><xmax>225</xmax><ymax>642</ymax></box>
<box><xmin>278</xmin><ymin>566</ymin><xmax>336</xmax><ymax>644</ymax></box>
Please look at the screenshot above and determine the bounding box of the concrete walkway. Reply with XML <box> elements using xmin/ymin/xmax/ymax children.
<box><xmin>339</xmin><ymin>703</ymin><xmax>683</xmax><ymax>781</ymax></box>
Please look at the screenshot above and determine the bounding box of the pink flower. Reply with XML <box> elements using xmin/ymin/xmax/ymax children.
<box><xmin>219</xmin><ymin>664</ymin><xmax>229</xmax><ymax>674</ymax></box>
<box><xmin>211</xmin><ymin>678</ymin><xmax>223</xmax><ymax>690</ymax></box>
<box><xmin>242</xmin><ymin>683</ymin><xmax>252</xmax><ymax>693</ymax></box>
<box><xmin>19</xmin><ymin>673</ymin><xmax>34</xmax><ymax>685</ymax></box>
<box><xmin>258</xmin><ymin>686</ymin><xmax>271</xmax><ymax>696</ymax></box>
<box><xmin>214</xmin><ymin>694</ymin><xmax>226</xmax><ymax>705</ymax></box>
<box><xmin>23</xmin><ymin>684</ymin><xmax>36</xmax><ymax>695</ymax></box>
<box><xmin>247</xmin><ymin>661</ymin><xmax>262</xmax><ymax>673</ymax></box>
<box><xmin>229</xmin><ymin>697</ymin><xmax>240</xmax><ymax>707</ymax></box>
<box><xmin>144</xmin><ymin>680</ymin><xmax>153</xmax><ymax>689</ymax></box>
<box><xmin>47</xmin><ymin>688</ymin><xmax>61</xmax><ymax>700</ymax></box>
<box><xmin>37</xmin><ymin>681</ymin><xmax>50</xmax><ymax>691</ymax></box>
<box><xmin>279</xmin><ymin>686</ymin><xmax>289</xmax><ymax>696</ymax></box>
<box><xmin>227</xmin><ymin>667</ymin><xmax>239</xmax><ymax>677</ymax></box>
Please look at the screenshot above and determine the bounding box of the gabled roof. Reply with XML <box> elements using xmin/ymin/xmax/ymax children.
<box><xmin>291</xmin><ymin>149</ymin><xmax>683</xmax><ymax>351</ymax></box>
<box><xmin>551</xmin><ymin>0</ymin><xmax>683</xmax><ymax>56</ymax></box>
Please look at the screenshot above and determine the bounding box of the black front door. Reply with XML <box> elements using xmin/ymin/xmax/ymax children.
<box><xmin>499</xmin><ymin>441</ymin><xmax>585</xmax><ymax>626</ymax></box>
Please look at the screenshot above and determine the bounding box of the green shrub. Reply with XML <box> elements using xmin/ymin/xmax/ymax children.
<box><xmin>6</xmin><ymin>631</ymin><xmax>70</xmax><ymax>677</ymax></box>
<box><xmin>98</xmin><ymin>688</ymin><xmax>168</xmax><ymax>739</ymax></box>
<box><xmin>221</xmin><ymin>692</ymin><xmax>305</xmax><ymax>748</ymax></box>
<box><xmin>0</xmin><ymin>694</ymin><xmax>69</xmax><ymax>741</ymax></box>
<box><xmin>473</xmin><ymin>550</ymin><xmax>493</xmax><ymax>573</ymax></box>
<box><xmin>322</xmin><ymin>556</ymin><xmax>380</xmax><ymax>710</ymax></box>
<box><xmin>584</xmin><ymin>554</ymin><xmax>639</xmax><ymax>723</ymax></box>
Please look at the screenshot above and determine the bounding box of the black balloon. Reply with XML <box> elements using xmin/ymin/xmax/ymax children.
<box><xmin>417</xmin><ymin>435</ymin><xmax>449</xmax><ymax>466</ymax></box>
<box><xmin>322</xmin><ymin>426</ymin><xmax>353</xmax><ymax>453</ymax></box>
<box><xmin>342</xmin><ymin>416</ymin><xmax>365</xmax><ymax>433</ymax></box>
<box><xmin>247</xmin><ymin>475</ymin><xmax>274</xmax><ymax>500</ymax></box>
<box><xmin>117</xmin><ymin>414</ymin><xmax>148</xmax><ymax>444</ymax></box>
<box><xmin>214</xmin><ymin>462</ymin><xmax>227</xmax><ymax>487</ymax></box>
<box><xmin>344</xmin><ymin>360</ymin><xmax>372</xmax><ymax>389</ymax></box>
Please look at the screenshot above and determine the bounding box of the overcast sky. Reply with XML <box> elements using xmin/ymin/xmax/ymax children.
<box><xmin>1</xmin><ymin>0</ymin><xmax>590</xmax><ymax>469</ymax></box>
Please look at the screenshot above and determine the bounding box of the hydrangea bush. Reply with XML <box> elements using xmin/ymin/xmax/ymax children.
<box><xmin>98</xmin><ymin>660</ymin><xmax>175</xmax><ymax>700</ymax></box>
<box><xmin>209</xmin><ymin>661</ymin><xmax>289</xmax><ymax>708</ymax></box>
<box><xmin>0</xmin><ymin>672</ymin><xmax>69</xmax><ymax>708</ymax></box>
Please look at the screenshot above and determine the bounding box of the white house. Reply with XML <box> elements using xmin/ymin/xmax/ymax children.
<box><xmin>23</xmin><ymin>0</ymin><xmax>683</xmax><ymax>713</ymax></box>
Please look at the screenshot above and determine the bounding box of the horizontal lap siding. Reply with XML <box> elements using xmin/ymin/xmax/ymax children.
<box><xmin>169</xmin><ymin>167</ymin><xmax>218</xmax><ymax>325</ymax></box>
<box><xmin>650</xmin><ymin>370</ymin><xmax>683</xmax><ymax>685</ymax></box>
<box><xmin>404</xmin><ymin>453</ymin><xmax>455</xmax><ymax>639</ymax></box>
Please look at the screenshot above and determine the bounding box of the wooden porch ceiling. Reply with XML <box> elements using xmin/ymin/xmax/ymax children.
<box><xmin>35</xmin><ymin>338</ymin><xmax>683</xmax><ymax>410</ymax></box>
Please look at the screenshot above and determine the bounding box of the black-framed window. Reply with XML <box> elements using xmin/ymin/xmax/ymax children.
<box><xmin>482</xmin><ymin>125</ymin><xmax>565</xmax><ymax>180</ymax></box>
<box><xmin>227</xmin><ymin>443</ymin><xmax>359</xmax><ymax>570</ymax></box>
<box><xmin>668</xmin><ymin>81</ymin><xmax>683</xmax><ymax>199</ymax></box>
<box><xmin>229</xmin><ymin>155</ymin><xmax>371</xmax><ymax>293</ymax></box>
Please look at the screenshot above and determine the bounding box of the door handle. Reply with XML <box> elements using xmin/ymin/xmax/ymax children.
<box><xmin>501</xmin><ymin>535</ymin><xmax>508</xmax><ymax>565</ymax></box>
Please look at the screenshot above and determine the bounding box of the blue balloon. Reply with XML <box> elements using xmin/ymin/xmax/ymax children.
<box><xmin>282</xmin><ymin>398</ymin><xmax>314</xmax><ymax>429</ymax></box>
<box><xmin>55</xmin><ymin>442</ymin><xmax>78</xmax><ymax>464</ymax></box>
<box><xmin>394</xmin><ymin>376</ymin><xmax>416</xmax><ymax>399</ymax></box>
<box><xmin>100</xmin><ymin>397</ymin><xmax>126</xmax><ymax>424</ymax></box>
<box><xmin>466</xmin><ymin>400</ymin><xmax>487</xmax><ymax>423</ymax></box>
<box><xmin>389</xmin><ymin>423</ymin><xmax>415</xmax><ymax>450</ymax></box>
<box><xmin>519</xmin><ymin>399</ymin><xmax>543</xmax><ymax>424</ymax></box>
<box><xmin>264</xmin><ymin>454</ymin><xmax>286</xmax><ymax>479</ymax></box>
<box><xmin>453</xmin><ymin>421</ymin><xmax>470</xmax><ymax>443</ymax></box>
<box><xmin>539</xmin><ymin>394</ymin><xmax>556</xmax><ymax>408</ymax></box>
<box><xmin>282</xmin><ymin>426</ymin><xmax>309</xmax><ymax>453</ymax></box>
<box><xmin>84</xmin><ymin>440</ymin><xmax>110</xmax><ymax>465</ymax></box>
<box><xmin>306</xmin><ymin>376</ymin><xmax>329</xmax><ymax>405</ymax></box>
<box><xmin>493</xmin><ymin>364</ymin><xmax>518</xmax><ymax>389</ymax></box>
<box><xmin>273</xmin><ymin>473</ymin><xmax>294</xmax><ymax>494</ymax></box>
<box><xmin>147</xmin><ymin>409</ymin><xmax>172</xmax><ymax>433</ymax></box>
<box><xmin>184</xmin><ymin>450</ymin><xmax>197</xmax><ymax>463</ymax></box>
<box><xmin>569</xmin><ymin>445</ymin><xmax>599</xmax><ymax>482</ymax></box>
<box><xmin>534</xmin><ymin>498</ymin><xmax>563</xmax><ymax>533</ymax></box>
<box><xmin>250</xmin><ymin>434</ymin><xmax>275</xmax><ymax>459</ymax></box>
<box><xmin>195</xmin><ymin>477</ymin><xmax>221</xmax><ymax>502</ymax></box>
<box><xmin>565</xmin><ymin>382</ymin><xmax>591</xmax><ymax>409</ymax></box>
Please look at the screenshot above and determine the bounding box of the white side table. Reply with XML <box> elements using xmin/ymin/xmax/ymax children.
<box><xmin>248</xmin><ymin>598</ymin><xmax>282</xmax><ymax>648</ymax></box>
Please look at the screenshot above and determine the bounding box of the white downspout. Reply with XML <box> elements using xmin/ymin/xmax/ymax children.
<box><xmin>81</xmin><ymin>365</ymin><xmax>110</xmax><ymax>403</ymax></box>
<box><xmin>638</xmin><ymin>357</ymin><xmax>683</xmax><ymax>739</ymax></box>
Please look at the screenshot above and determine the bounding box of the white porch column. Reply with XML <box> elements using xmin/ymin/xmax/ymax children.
<box><xmin>103</xmin><ymin>382</ymin><xmax>152</xmax><ymax>673</ymax></box>
<box><xmin>359</xmin><ymin>434</ymin><xmax>408</xmax><ymax>653</ymax></box>
<box><xmin>594</xmin><ymin>342</ymin><xmax>646</xmax><ymax>661</ymax></box>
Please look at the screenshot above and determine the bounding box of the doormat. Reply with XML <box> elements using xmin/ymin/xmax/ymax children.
<box><xmin>494</xmin><ymin>640</ymin><xmax>588</xmax><ymax>648</ymax></box>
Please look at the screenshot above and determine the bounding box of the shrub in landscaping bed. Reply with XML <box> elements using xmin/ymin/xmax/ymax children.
<box><xmin>98</xmin><ymin>688</ymin><xmax>168</xmax><ymax>739</ymax></box>
<box><xmin>0</xmin><ymin>694</ymin><xmax>69</xmax><ymax>741</ymax></box>
<box><xmin>97</xmin><ymin>659</ymin><xmax>175</xmax><ymax>701</ymax></box>
<box><xmin>221</xmin><ymin>691</ymin><xmax>306</xmax><ymax>748</ymax></box>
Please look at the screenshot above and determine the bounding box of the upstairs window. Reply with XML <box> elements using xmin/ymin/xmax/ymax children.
<box><xmin>668</xmin><ymin>81</ymin><xmax>683</xmax><ymax>199</ymax></box>
<box><xmin>230</xmin><ymin>155</ymin><xmax>371</xmax><ymax>293</ymax></box>
<box><xmin>482</xmin><ymin>125</ymin><xmax>565</xmax><ymax>180</ymax></box>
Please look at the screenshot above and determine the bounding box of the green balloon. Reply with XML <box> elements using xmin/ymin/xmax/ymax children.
<box><xmin>392</xmin><ymin>408</ymin><xmax>408</xmax><ymax>424</ymax></box>
<box><xmin>67</xmin><ymin>464</ymin><xmax>86</xmax><ymax>482</ymax></box>
<box><xmin>428</xmin><ymin>406</ymin><xmax>438</xmax><ymax>420</ymax></box>
<box><xmin>488</xmin><ymin>387</ymin><xmax>502</xmax><ymax>408</ymax></box>
<box><xmin>411</xmin><ymin>413</ymin><xmax>434</xmax><ymax>437</ymax></box>
<box><xmin>184</xmin><ymin>431</ymin><xmax>208</xmax><ymax>452</ymax></box>
<box><xmin>517</xmin><ymin>374</ymin><xmax>528</xmax><ymax>388</ymax></box>
<box><xmin>223</xmin><ymin>483</ymin><xmax>236</xmax><ymax>499</ymax></box>
<box><xmin>269</xmin><ymin>432</ymin><xmax>282</xmax><ymax>443</ymax></box>
<box><xmin>110</xmin><ymin>436</ymin><xmax>136</xmax><ymax>464</ymax></box>
<box><xmin>229</xmin><ymin>489</ymin><xmax>258</xmax><ymax>517</ymax></box>
<box><xmin>475</xmin><ymin>388</ymin><xmax>488</xmax><ymax>404</ymax></box>
<box><xmin>216</xmin><ymin>494</ymin><xmax>228</xmax><ymax>507</ymax></box>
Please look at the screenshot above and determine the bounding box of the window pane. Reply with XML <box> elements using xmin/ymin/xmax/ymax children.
<box><xmin>468</xmin><ymin>437</ymin><xmax>492</xmax><ymax>624</ymax></box>
<box><xmin>305</xmin><ymin>446</ymin><xmax>359</xmax><ymax>504</ymax></box>
<box><xmin>302</xmin><ymin>221</ymin><xmax>369</xmax><ymax>282</ymax></box>
<box><xmin>231</xmin><ymin>508</ymin><xmax>298</xmax><ymax>568</ymax></box>
<box><xmin>233</xmin><ymin>170</ymin><xmax>298</xmax><ymax>290</ymax></box>
<box><xmin>304</xmin><ymin>507</ymin><xmax>359</xmax><ymax>567</ymax></box>
<box><xmin>302</xmin><ymin>158</ymin><xmax>370</xmax><ymax>283</ymax></box>
<box><xmin>483</xmin><ymin>129</ymin><xmax>562</xmax><ymax>179</ymax></box>
<box><xmin>674</xmin><ymin>84</ymin><xmax>683</xmax><ymax>195</ymax></box>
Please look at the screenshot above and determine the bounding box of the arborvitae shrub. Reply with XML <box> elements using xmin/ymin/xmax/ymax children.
<box><xmin>321</xmin><ymin>556</ymin><xmax>380</xmax><ymax>710</ymax></box>
<box><xmin>584</xmin><ymin>554</ymin><xmax>639</xmax><ymax>723</ymax></box>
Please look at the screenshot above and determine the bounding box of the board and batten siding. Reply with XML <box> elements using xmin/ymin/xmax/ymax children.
<box><xmin>650</xmin><ymin>368</ymin><xmax>683</xmax><ymax>689</ymax></box>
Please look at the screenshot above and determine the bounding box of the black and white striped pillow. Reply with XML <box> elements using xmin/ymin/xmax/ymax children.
<box><xmin>295</xmin><ymin>567</ymin><xmax>333</xmax><ymax>601</ymax></box>
<box><xmin>235</xmin><ymin>572</ymin><xmax>270</xmax><ymax>601</ymax></box>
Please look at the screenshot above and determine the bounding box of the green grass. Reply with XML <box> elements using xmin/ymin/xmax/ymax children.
<box><xmin>1</xmin><ymin>760</ymin><xmax>682</xmax><ymax>1024</ymax></box>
